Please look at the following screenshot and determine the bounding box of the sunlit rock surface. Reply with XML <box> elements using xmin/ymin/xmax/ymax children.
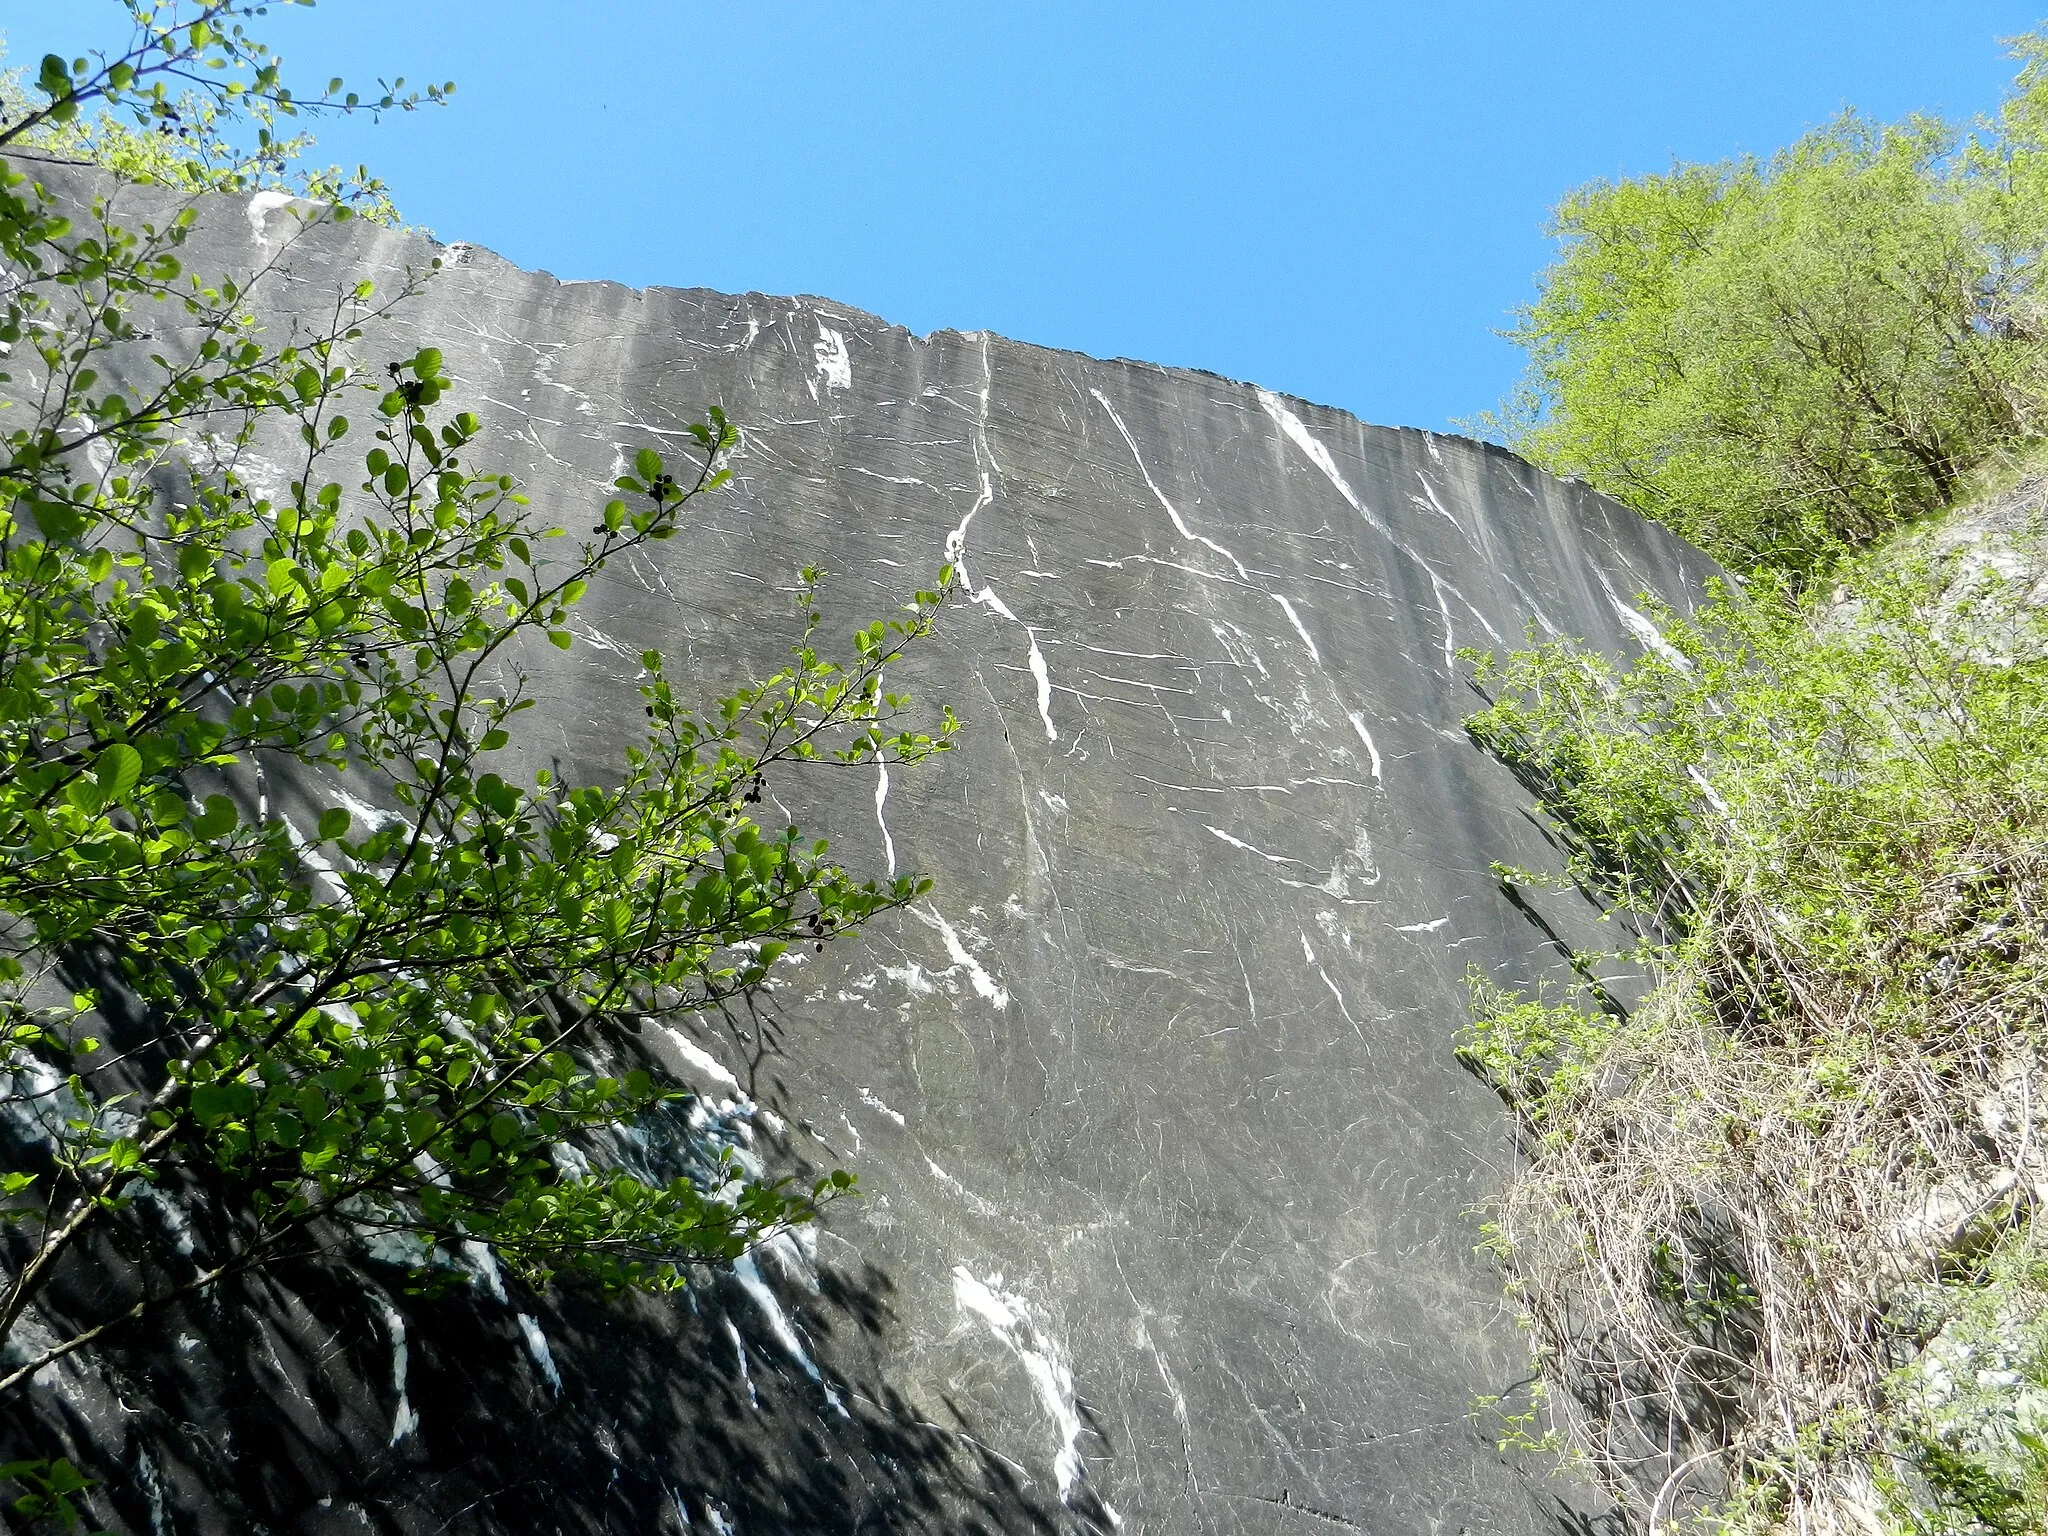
<box><xmin>7</xmin><ymin>166</ymin><xmax>1717</xmax><ymax>1534</ymax></box>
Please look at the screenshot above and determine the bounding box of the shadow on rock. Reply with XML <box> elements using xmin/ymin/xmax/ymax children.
<box><xmin>2</xmin><ymin>1240</ymin><xmax>1069</xmax><ymax>1535</ymax></box>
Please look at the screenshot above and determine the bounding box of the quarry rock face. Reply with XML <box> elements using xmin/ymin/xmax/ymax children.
<box><xmin>6</xmin><ymin>166</ymin><xmax>1717</xmax><ymax>1534</ymax></box>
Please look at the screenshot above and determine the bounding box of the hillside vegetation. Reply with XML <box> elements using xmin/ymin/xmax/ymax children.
<box><xmin>1470</xmin><ymin>30</ymin><xmax>2048</xmax><ymax>1535</ymax></box>
<box><xmin>1493</xmin><ymin>32</ymin><xmax>2048</xmax><ymax>581</ymax></box>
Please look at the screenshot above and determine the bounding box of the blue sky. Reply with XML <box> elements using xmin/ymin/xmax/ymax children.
<box><xmin>10</xmin><ymin>2</ymin><xmax>2048</xmax><ymax>431</ymax></box>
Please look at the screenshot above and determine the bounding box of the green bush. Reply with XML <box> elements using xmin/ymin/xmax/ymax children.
<box><xmin>1495</xmin><ymin>33</ymin><xmax>2048</xmax><ymax>577</ymax></box>
<box><xmin>1462</xmin><ymin>543</ymin><xmax>2048</xmax><ymax>1530</ymax></box>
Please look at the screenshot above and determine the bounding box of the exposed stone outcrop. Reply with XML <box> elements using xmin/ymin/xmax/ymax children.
<box><xmin>2</xmin><ymin>165</ymin><xmax>1717</xmax><ymax>1535</ymax></box>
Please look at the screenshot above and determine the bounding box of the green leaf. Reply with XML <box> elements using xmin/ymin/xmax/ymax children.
<box><xmin>64</xmin><ymin>775</ymin><xmax>104</xmax><ymax>815</ymax></box>
<box><xmin>193</xmin><ymin>794</ymin><xmax>239</xmax><ymax>839</ymax></box>
<box><xmin>95</xmin><ymin>743</ymin><xmax>141</xmax><ymax>804</ymax></box>
<box><xmin>28</xmin><ymin>500</ymin><xmax>88</xmax><ymax>543</ymax></box>
<box><xmin>634</xmin><ymin>447</ymin><xmax>663</xmax><ymax>483</ymax></box>
<box><xmin>317</xmin><ymin>807</ymin><xmax>352</xmax><ymax>842</ymax></box>
<box><xmin>191</xmin><ymin>1080</ymin><xmax>252</xmax><ymax>1128</ymax></box>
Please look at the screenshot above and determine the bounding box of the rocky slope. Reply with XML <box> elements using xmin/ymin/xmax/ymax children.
<box><xmin>4</xmin><ymin>165</ymin><xmax>1717</xmax><ymax>1535</ymax></box>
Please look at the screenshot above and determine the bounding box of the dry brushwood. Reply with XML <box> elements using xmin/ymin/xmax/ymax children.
<box><xmin>1463</xmin><ymin>550</ymin><xmax>2048</xmax><ymax>1532</ymax></box>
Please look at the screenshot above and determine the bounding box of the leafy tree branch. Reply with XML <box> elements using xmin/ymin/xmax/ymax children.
<box><xmin>0</xmin><ymin>0</ymin><xmax>957</xmax><ymax>1430</ymax></box>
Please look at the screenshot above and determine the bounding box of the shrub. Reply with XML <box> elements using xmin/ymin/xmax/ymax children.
<box><xmin>1497</xmin><ymin>33</ymin><xmax>2048</xmax><ymax>577</ymax></box>
<box><xmin>1463</xmin><ymin>544</ymin><xmax>2048</xmax><ymax>1530</ymax></box>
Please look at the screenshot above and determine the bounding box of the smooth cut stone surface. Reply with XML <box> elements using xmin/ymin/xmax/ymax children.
<box><xmin>6</xmin><ymin>163</ymin><xmax>1715</xmax><ymax>1535</ymax></box>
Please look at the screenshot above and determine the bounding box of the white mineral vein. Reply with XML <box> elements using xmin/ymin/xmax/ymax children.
<box><xmin>943</xmin><ymin>343</ymin><xmax>1057</xmax><ymax>741</ymax></box>
<box><xmin>952</xmin><ymin>1267</ymin><xmax>1120</xmax><ymax>1523</ymax></box>
<box><xmin>1091</xmin><ymin>387</ymin><xmax>1250</xmax><ymax>579</ymax></box>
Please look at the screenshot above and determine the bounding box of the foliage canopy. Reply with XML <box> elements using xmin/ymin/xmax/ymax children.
<box><xmin>1498</xmin><ymin>32</ymin><xmax>2048</xmax><ymax>576</ymax></box>
<box><xmin>0</xmin><ymin>0</ymin><xmax>953</xmax><ymax>1456</ymax></box>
